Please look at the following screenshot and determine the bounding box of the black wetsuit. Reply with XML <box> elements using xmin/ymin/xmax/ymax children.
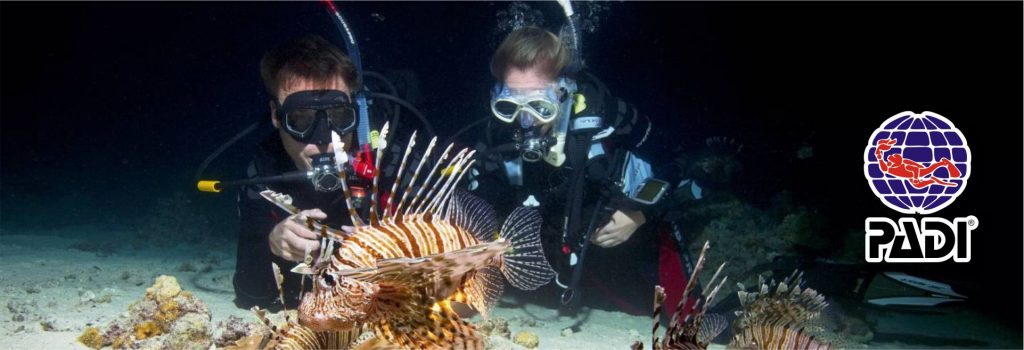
<box><xmin>469</xmin><ymin>73</ymin><xmax>682</xmax><ymax>312</ymax></box>
<box><xmin>232</xmin><ymin>133</ymin><xmax>352</xmax><ymax>310</ymax></box>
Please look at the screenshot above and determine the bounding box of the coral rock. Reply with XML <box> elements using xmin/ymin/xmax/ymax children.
<box><xmin>145</xmin><ymin>275</ymin><xmax>182</xmax><ymax>301</ymax></box>
<box><xmin>213</xmin><ymin>315</ymin><xmax>262</xmax><ymax>348</ymax></box>
<box><xmin>77</xmin><ymin>326</ymin><xmax>106</xmax><ymax>349</ymax></box>
<box><xmin>165</xmin><ymin>312</ymin><xmax>213</xmax><ymax>350</ymax></box>
<box><xmin>513</xmin><ymin>331</ymin><xmax>539</xmax><ymax>349</ymax></box>
<box><xmin>134</xmin><ymin>321</ymin><xmax>162</xmax><ymax>340</ymax></box>
<box><xmin>87</xmin><ymin>275</ymin><xmax>213</xmax><ymax>349</ymax></box>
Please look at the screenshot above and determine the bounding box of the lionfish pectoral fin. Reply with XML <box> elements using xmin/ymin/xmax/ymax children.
<box><xmin>351</xmin><ymin>242</ymin><xmax>509</xmax><ymax>287</ymax></box>
<box><xmin>463</xmin><ymin>266</ymin><xmax>504</xmax><ymax>320</ymax></box>
<box><xmin>374</xmin><ymin>299</ymin><xmax>483</xmax><ymax>350</ymax></box>
<box><xmin>697</xmin><ymin>313</ymin><xmax>728</xmax><ymax>345</ymax></box>
<box><xmin>497</xmin><ymin>206</ymin><xmax>555</xmax><ymax>290</ymax></box>
<box><xmin>450</xmin><ymin>190</ymin><xmax>499</xmax><ymax>242</ymax></box>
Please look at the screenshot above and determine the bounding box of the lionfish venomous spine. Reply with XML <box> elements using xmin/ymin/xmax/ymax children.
<box><xmin>260</xmin><ymin>124</ymin><xmax>555</xmax><ymax>349</ymax></box>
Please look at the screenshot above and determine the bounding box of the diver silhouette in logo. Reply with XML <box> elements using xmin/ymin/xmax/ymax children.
<box><xmin>875</xmin><ymin>138</ymin><xmax>962</xmax><ymax>189</ymax></box>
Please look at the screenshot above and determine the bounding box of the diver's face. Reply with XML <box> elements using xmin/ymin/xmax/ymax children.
<box><xmin>271</xmin><ymin>78</ymin><xmax>353</xmax><ymax>171</ymax></box>
<box><xmin>503</xmin><ymin>66</ymin><xmax>558</xmax><ymax>132</ymax></box>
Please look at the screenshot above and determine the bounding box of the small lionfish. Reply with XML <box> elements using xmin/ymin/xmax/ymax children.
<box><xmin>632</xmin><ymin>242</ymin><xmax>832</xmax><ymax>350</ymax></box>
<box><xmin>261</xmin><ymin>123</ymin><xmax>555</xmax><ymax>349</ymax></box>
<box><xmin>633</xmin><ymin>241</ymin><xmax>730</xmax><ymax>350</ymax></box>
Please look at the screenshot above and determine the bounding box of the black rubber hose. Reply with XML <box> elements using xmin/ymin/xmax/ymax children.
<box><xmin>368</xmin><ymin>92</ymin><xmax>435</xmax><ymax>139</ymax></box>
<box><xmin>362</xmin><ymin>71</ymin><xmax>402</xmax><ymax>145</ymax></box>
<box><xmin>194</xmin><ymin>121</ymin><xmax>260</xmax><ymax>181</ymax></box>
<box><xmin>446</xmin><ymin>116</ymin><xmax>492</xmax><ymax>145</ymax></box>
<box><xmin>362</xmin><ymin>71</ymin><xmax>398</xmax><ymax>96</ymax></box>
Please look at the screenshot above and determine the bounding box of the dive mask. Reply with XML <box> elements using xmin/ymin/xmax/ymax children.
<box><xmin>274</xmin><ymin>90</ymin><xmax>357</xmax><ymax>144</ymax></box>
<box><xmin>491</xmin><ymin>84</ymin><xmax>561</xmax><ymax>126</ymax></box>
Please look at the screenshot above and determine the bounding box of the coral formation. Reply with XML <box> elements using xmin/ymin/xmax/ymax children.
<box><xmin>513</xmin><ymin>331</ymin><xmax>539</xmax><ymax>349</ymax></box>
<box><xmin>79</xmin><ymin>275</ymin><xmax>212</xmax><ymax>349</ymax></box>
<box><xmin>77</xmin><ymin>326</ymin><xmax>105</xmax><ymax>349</ymax></box>
<box><xmin>213</xmin><ymin>315</ymin><xmax>263</xmax><ymax>348</ymax></box>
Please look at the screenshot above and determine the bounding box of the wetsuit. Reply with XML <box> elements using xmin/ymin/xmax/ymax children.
<box><xmin>470</xmin><ymin>73</ymin><xmax>685</xmax><ymax>313</ymax></box>
<box><xmin>232</xmin><ymin>133</ymin><xmax>352</xmax><ymax>310</ymax></box>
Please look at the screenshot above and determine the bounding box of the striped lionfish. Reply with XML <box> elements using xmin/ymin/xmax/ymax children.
<box><xmin>259</xmin><ymin>123</ymin><xmax>555</xmax><ymax>349</ymax></box>
<box><xmin>632</xmin><ymin>242</ymin><xmax>831</xmax><ymax>350</ymax></box>
<box><xmin>632</xmin><ymin>241</ymin><xmax>730</xmax><ymax>350</ymax></box>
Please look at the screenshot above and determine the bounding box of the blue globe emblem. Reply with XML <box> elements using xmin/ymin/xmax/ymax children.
<box><xmin>864</xmin><ymin>111</ymin><xmax>971</xmax><ymax>215</ymax></box>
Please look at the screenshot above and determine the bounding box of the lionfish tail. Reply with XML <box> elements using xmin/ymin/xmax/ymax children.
<box><xmin>496</xmin><ymin>206</ymin><xmax>554</xmax><ymax>291</ymax></box>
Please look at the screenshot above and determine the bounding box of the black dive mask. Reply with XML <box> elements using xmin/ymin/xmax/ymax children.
<box><xmin>274</xmin><ymin>90</ymin><xmax>357</xmax><ymax>145</ymax></box>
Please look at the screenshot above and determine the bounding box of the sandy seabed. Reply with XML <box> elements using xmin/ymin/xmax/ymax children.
<box><xmin>0</xmin><ymin>227</ymin><xmax>660</xmax><ymax>350</ymax></box>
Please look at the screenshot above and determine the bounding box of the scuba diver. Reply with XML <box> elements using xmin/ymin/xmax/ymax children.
<box><xmin>463</xmin><ymin>23</ymin><xmax>693</xmax><ymax>314</ymax></box>
<box><xmin>196</xmin><ymin>4</ymin><xmax>434</xmax><ymax>310</ymax></box>
<box><xmin>228</xmin><ymin>34</ymin><xmax>365</xmax><ymax>309</ymax></box>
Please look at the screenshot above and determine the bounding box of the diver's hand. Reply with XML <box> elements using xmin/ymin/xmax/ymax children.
<box><xmin>269</xmin><ymin>209</ymin><xmax>325</xmax><ymax>262</ymax></box>
<box><xmin>592</xmin><ymin>209</ymin><xmax>646</xmax><ymax>248</ymax></box>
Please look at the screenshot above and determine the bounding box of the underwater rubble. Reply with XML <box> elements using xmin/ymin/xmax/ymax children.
<box><xmin>78</xmin><ymin>275</ymin><xmax>214</xmax><ymax>350</ymax></box>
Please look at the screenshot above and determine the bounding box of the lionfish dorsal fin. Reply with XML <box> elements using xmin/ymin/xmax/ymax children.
<box><xmin>440</xmin><ymin>156</ymin><xmax>477</xmax><ymax>220</ymax></box>
<box><xmin>382</xmin><ymin>130</ymin><xmax>418</xmax><ymax>221</ymax></box>
<box><xmin>329</xmin><ymin>134</ymin><xmax>363</xmax><ymax>227</ymax></box>
<box><xmin>426</xmin><ymin>149</ymin><xmax>473</xmax><ymax>216</ymax></box>
<box><xmin>415</xmin><ymin>147</ymin><xmax>468</xmax><ymax>215</ymax></box>
<box><xmin>394</xmin><ymin>136</ymin><xmax>438</xmax><ymax>219</ymax></box>
<box><xmin>669</xmin><ymin>241</ymin><xmax>710</xmax><ymax>334</ymax></box>
<box><xmin>651</xmin><ymin>285</ymin><xmax>667</xmax><ymax>347</ymax></box>
<box><xmin>368</xmin><ymin>122</ymin><xmax>391</xmax><ymax>226</ymax></box>
<box><xmin>405</xmin><ymin>142</ymin><xmax>454</xmax><ymax>216</ymax></box>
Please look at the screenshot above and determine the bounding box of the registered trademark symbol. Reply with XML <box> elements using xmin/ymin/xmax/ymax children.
<box><xmin>968</xmin><ymin>219</ymin><xmax>976</xmax><ymax>226</ymax></box>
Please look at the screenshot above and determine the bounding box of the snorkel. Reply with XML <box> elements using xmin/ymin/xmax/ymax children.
<box><xmin>323</xmin><ymin>0</ymin><xmax>375</xmax><ymax>180</ymax></box>
<box><xmin>539</xmin><ymin>0</ymin><xmax>583</xmax><ymax>167</ymax></box>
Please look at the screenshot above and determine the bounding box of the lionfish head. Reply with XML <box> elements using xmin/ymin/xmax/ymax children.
<box><xmin>298</xmin><ymin>270</ymin><xmax>378</xmax><ymax>331</ymax></box>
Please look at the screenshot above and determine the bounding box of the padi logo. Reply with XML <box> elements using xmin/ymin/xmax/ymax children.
<box><xmin>863</xmin><ymin>111</ymin><xmax>978</xmax><ymax>263</ymax></box>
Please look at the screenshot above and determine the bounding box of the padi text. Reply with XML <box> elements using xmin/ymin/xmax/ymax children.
<box><xmin>865</xmin><ymin>216</ymin><xmax>977</xmax><ymax>263</ymax></box>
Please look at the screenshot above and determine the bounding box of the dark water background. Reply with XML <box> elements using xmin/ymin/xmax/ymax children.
<box><xmin>2</xmin><ymin>1</ymin><xmax>1021</xmax><ymax>332</ymax></box>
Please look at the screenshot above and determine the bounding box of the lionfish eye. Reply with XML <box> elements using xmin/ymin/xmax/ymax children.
<box><xmin>322</xmin><ymin>273</ymin><xmax>336</xmax><ymax>287</ymax></box>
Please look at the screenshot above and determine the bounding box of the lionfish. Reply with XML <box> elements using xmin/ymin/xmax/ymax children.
<box><xmin>632</xmin><ymin>242</ymin><xmax>832</xmax><ymax>350</ymax></box>
<box><xmin>632</xmin><ymin>241</ymin><xmax>730</xmax><ymax>350</ymax></box>
<box><xmin>728</xmin><ymin>271</ymin><xmax>831</xmax><ymax>350</ymax></box>
<box><xmin>259</xmin><ymin>123</ymin><xmax>555</xmax><ymax>349</ymax></box>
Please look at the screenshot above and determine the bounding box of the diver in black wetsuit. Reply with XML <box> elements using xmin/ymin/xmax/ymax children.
<box><xmin>464</xmin><ymin>26</ymin><xmax>691</xmax><ymax>313</ymax></box>
<box><xmin>232</xmin><ymin>35</ymin><xmax>362</xmax><ymax>309</ymax></box>
<box><xmin>231</xmin><ymin>35</ymin><xmax>419</xmax><ymax>310</ymax></box>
